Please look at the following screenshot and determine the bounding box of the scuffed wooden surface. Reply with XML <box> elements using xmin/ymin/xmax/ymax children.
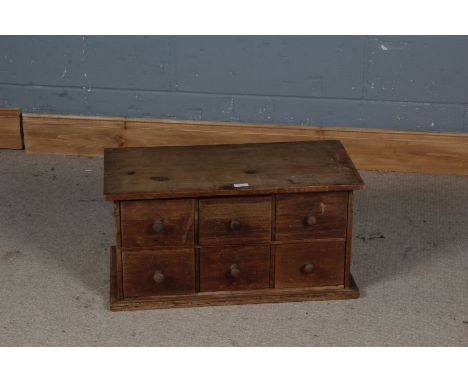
<box><xmin>104</xmin><ymin>140</ymin><xmax>364</xmax><ymax>200</ymax></box>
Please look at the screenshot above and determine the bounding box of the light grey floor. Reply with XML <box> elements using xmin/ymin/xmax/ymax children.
<box><xmin>0</xmin><ymin>149</ymin><xmax>467</xmax><ymax>346</ymax></box>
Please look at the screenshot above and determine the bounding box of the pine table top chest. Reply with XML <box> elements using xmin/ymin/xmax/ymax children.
<box><xmin>104</xmin><ymin>140</ymin><xmax>364</xmax><ymax>311</ymax></box>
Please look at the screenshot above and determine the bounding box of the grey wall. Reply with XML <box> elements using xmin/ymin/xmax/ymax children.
<box><xmin>0</xmin><ymin>36</ymin><xmax>467</xmax><ymax>132</ymax></box>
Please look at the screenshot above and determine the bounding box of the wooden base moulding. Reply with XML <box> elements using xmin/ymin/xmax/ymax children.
<box><xmin>0</xmin><ymin>108</ymin><xmax>22</xmax><ymax>149</ymax></box>
<box><xmin>21</xmin><ymin>113</ymin><xmax>468</xmax><ymax>175</ymax></box>
<box><xmin>109</xmin><ymin>247</ymin><xmax>359</xmax><ymax>311</ymax></box>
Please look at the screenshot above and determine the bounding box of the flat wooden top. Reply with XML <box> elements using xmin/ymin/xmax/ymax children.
<box><xmin>104</xmin><ymin>140</ymin><xmax>364</xmax><ymax>201</ymax></box>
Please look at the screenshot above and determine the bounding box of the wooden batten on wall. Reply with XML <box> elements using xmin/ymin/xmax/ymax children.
<box><xmin>0</xmin><ymin>108</ymin><xmax>23</xmax><ymax>149</ymax></box>
<box><xmin>16</xmin><ymin>113</ymin><xmax>468</xmax><ymax>176</ymax></box>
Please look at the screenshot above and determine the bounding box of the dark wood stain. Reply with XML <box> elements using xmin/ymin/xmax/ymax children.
<box><xmin>199</xmin><ymin>245</ymin><xmax>270</xmax><ymax>292</ymax></box>
<box><xmin>106</xmin><ymin>140</ymin><xmax>364</xmax><ymax>310</ymax></box>
<box><xmin>104</xmin><ymin>140</ymin><xmax>364</xmax><ymax>201</ymax></box>
<box><xmin>121</xmin><ymin>199</ymin><xmax>195</xmax><ymax>249</ymax></box>
<box><xmin>344</xmin><ymin>192</ymin><xmax>354</xmax><ymax>288</ymax></box>
<box><xmin>150</xmin><ymin>176</ymin><xmax>170</xmax><ymax>182</ymax></box>
<box><xmin>275</xmin><ymin>192</ymin><xmax>348</xmax><ymax>241</ymax></box>
<box><xmin>110</xmin><ymin>247</ymin><xmax>359</xmax><ymax>311</ymax></box>
<box><xmin>274</xmin><ymin>241</ymin><xmax>345</xmax><ymax>289</ymax></box>
<box><xmin>113</xmin><ymin>202</ymin><xmax>123</xmax><ymax>299</ymax></box>
<box><xmin>198</xmin><ymin>196</ymin><xmax>271</xmax><ymax>245</ymax></box>
<box><xmin>122</xmin><ymin>249</ymin><xmax>195</xmax><ymax>298</ymax></box>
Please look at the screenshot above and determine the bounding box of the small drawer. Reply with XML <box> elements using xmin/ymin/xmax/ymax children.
<box><xmin>123</xmin><ymin>249</ymin><xmax>195</xmax><ymax>297</ymax></box>
<box><xmin>274</xmin><ymin>241</ymin><xmax>345</xmax><ymax>288</ymax></box>
<box><xmin>199</xmin><ymin>196</ymin><xmax>271</xmax><ymax>245</ymax></box>
<box><xmin>200</xmin><ymin>246</ymin><xmax>270</xmax><ymax>292</ymax></box>
<box><xmin>275</xmin><ymin>192</ymin><xmax>348</xmax><ymax>241</ymax></box>
<box><xmin>121</xmin><ymin>199</ymin><xmax>195</xmax><ymax>249</ymax></box>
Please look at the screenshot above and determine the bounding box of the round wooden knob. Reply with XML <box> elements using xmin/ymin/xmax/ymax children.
<box><xmin>153</xmin><ymin>269</ymin><xmax>165</xmax><ymax>283</ymax></box>
<box><xmin>230</xmin><ymin>264</ymin><xmax>241</xmax><ymax>279</ymax></box>
<box><xmin>152</xmin><ymin>218</ymin><xmax>164</xmax><ymax>233</ymax></box>
<box><xmin>229</xmin><ymin>219</ymin><xmax>241</xmax><ymax>231</ymax></box>
<box><xmin>303</xmin><ymin>262</ymin><xmax>315</xmax><ymax>274</ymax></box>
<box><xmin>306</xmin><ymin>214</ymin><xmax>317</xmax><ymax>226</ymax></box>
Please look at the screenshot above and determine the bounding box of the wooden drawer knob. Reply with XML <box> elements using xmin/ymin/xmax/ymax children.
<box><xmin>302</xmin><ymin>262</ymin><xmax>315</xmax><ymax>274</ymax></box>
<box><xmin>230</xmin><ymin>264</ymin><xmax>241</xmax><ymax>279</ymax></box>
<box><xmin>153</xmin><ymin>269</ymin><xmax>165</xmax><ymax>283</ymax></box>
<box><xmin>152</xmin><ymin>218</ymin><xmax>164</xmax><ymax>233</ymax></box>
<box><xmin>229</xmin><ymin>219</ymin><xmax>241</xmax><ymax>231</ymax></box>
<box><xmin>306</xmin><ymin>214</ymin><xmax>317</xmax><ymax>226</ymax></box>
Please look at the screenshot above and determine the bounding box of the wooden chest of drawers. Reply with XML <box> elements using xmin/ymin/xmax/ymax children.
<box><xmin>104</xmin><ymin>140</ymin><xmax>364</xmax><ymax>311</ymax></box>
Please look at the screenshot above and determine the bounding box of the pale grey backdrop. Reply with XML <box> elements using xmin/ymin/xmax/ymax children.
<box><xmin>0</xmin><ymin>36</ymin><xmax>467</xmax><ymax>131</ymax></box>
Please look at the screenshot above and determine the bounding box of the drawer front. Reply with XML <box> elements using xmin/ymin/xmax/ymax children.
<box><xmin>200</xmin><ymin>246</ymin><xmax>270</xmax><ymax>292</ymax></box>
<box><xmin>121</xmin><ymin>199</ymin><xmax>195</xmax><ymax>249</ymax></box>
<box><xmin>274</xmin><ymin>241</ymin><xmax>345</xmax><ymax>288</ymax></box>
<box><xmin>123</xmin><ymin>249</ymin><xmax>195</xmax><ymax>297</ymax></box>
<box><xmin>275</xmin><ymin>192</ymin><xmax>348</xmax><ymax>240</ymax></box>
<box><xmin>199</xmin><ymin>196</ymin><xmax>271</xmax><ymax>245</ymax></box>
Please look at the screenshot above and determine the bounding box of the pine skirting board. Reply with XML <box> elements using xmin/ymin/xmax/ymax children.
<box><xmin>5</xmin><ymin>112</ymin><xmax>468</xmax><ymax>175</ymax></box>
<box><xmin>0</xmin><ymin>108</ymin><xmax>22</xmax><ymax>149</ymax></box>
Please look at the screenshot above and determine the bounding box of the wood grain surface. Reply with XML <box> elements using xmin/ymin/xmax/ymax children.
<box><xmin>121</xmin><ymin>199</ymin><xmax>195</xmax><ymax>249</ymax></box>
<box><xmin>110</xmin><ymin>245</ymin><xmax>359</xmax><ymax>311</ymax></box>
<box><xmin>104</xmin><ymin>135</ymin><xmax>363</xmax><ymax>310</ymax></box>
<box><xmin>0</xmin><ymin>108</ymin><xmax>22</xmax><ymax>149</ymax></box>
<box><xmin>275</xmin><ymin>192</ymin><xmax>349</xmax><ymax>241</ymax></box>
<box><xmin>22</xmin><ymin>113</ymin><xmax>468</xmax><ymax>175</ymax></box>
<box><xmin>199</xmin><ymin>196</ymin><xmax>272</xmax><ymax>245</ymax></box>
<box><xmin>274</xmin><ymin>241</ymin><xmax>345</xmax><ymax>288</ymax></box>
<box><xmin>113</xmin><ymin>201</ymin><xmax>123</xmax><ymax>299</ymax></box>
<box><xmin>199</xmin><ymin>245</ymin><xmax>271</xmax><ymax>292</ymax></box>
<box><xmin>122</xmin><ymin>249</ymin><xmax>195</xmax><ymax>298</ymax></box>
<box><xmin>104</xmin><ymin>140</ymin><xmax>364</xmax><ymax>200</ymax></box>
<box><xmin>344</xmin><ymin>192</ymin><xmax>354</xmax><ymax>288</ymax></box>
<box><xmin>23</xmin><ymin>114</ymin><xmax>124</xmax><ymax>155</ymax></box>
